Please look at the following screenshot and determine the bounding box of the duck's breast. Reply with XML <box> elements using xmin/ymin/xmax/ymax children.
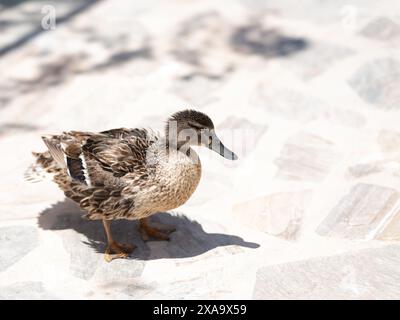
<box><xmin>154</xmin><ymin>149</ymin><xmax>202</xmax><ymax>210</ymax></box>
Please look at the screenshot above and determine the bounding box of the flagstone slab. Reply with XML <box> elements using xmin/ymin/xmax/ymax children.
<box><xmin>378</xmin><ymin>130</ymin><xmax>400</xmax><ymax>157</ymax></box>
<box><xmin>0</xmin><ymin>226</ymin><xmax>39</xmax><ymax>272</ymax></box>
<box><xmin>253</xmin><ymin>245</ymin><xmax>400</xmax><ymax>299</ymax></box>
<box><xmin>0</xmin><ymin>282</ymin><xmax>56</xmax><ymax>300</ymax></box>
<box><xmin>218</xmin><ymin>116</ymin><xmax>268</xmax><ymax>158</ymax></box>
<box><xmin>347</xmin><ymin>161</ymin><xmax>383</xmax><ymax>178</ymax></box>
<box><xmin>360</xmin><ymin>16</ymin><xmax>400</xmax><ymax>42</ymax></box>
<box><xmin>348</xmin><ymin>58</ymin><xmax>400</xmax><ymax>110</ymax></box>
<box><xmin>283</xmin><ymin>42</ymin><xmax>353</xmax><ymax>80</ymax></box>
<box><xmin>317</xmin><ymin>183</ymin><xmax>400</xmax><ymax>240</ymax></box>
<box><xmin>251</xmin><ymin>87</ymin><xmax>365</xmax><ymax>127</ymax></box>
<box><xmin>348</xmin><ymin>160</ymin><xmax>400</xmax><ymax>178</ymax></box>
<box><xmin>274</xmin><ymin>132</ymin><xmax>339</xmax><ymax>182</ymax></box>
<box><xmin>233</xmin><ymin>190</ymin><xmax>312</xmax><ymax>240</ymax></box>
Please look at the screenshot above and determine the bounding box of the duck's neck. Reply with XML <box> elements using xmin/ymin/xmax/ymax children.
<box><xmin>166</xmin><ymin>140</ymin><xmax>191</xmax><ymax>151</ymax></box>
<box><xmin>164</xmin><ymin>122</ymin><xmax>186</xmax><ymax>150</ymax></box>
<box><xmin>164</xmin><ymin>121</ymin><xmax>201</xmax><ymax>162</ymax></box>
<box><xmin>163</xmin><ymin>130</ymin><xmax>199</xmax><ymax>163</ymax></box>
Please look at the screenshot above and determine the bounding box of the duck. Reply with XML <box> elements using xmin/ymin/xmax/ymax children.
<box><xmin>30</xmin><ymin>109</ymin><xmax>238</xmax><ymax>261</ymax></box>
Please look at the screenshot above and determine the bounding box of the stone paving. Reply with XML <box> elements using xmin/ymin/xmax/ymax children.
<box><xmin>0</xmin><ymin>0</ymin><xmax>400</xmax><ymax>299</ymax></box>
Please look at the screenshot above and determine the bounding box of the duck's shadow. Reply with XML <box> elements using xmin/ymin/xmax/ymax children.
<box><xmin>38</xmin><ymin>199</ymin><xmax>259</xmax><ymax>260</ymax></box>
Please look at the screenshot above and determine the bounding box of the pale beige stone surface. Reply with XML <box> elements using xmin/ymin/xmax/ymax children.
<box><xmin>253</xmin><ymin>245</ymin><xmax>400</xmax><ymax>300</ymax></box>
<box><xmin>360</xmin><ymin>17</ymin><xmax>400</xmax><ymax>42</ymax></box>
<box><xmin>317</xmin><ymin>184</ymin><xmax>400</xmax><ymax>240</ymax></box>
<box><xmin>378</xmin><ymin>130</ymin><xmax>400</xmax><ymax>157</ymax></box>
<box><xmin>274</xmin><ymin>132</ymin><xmax>338</xmax><ymax>182</ymax></box>
<box><xmin>233</xmin><ymin>191</ymin><xmax>312</xmax><ymax>240</ymax></box>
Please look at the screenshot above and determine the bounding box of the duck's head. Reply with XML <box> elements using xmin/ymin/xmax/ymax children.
<box><xmin>165</xmin><ymin>109</ymin><xmax>238</xmax><ymax>160</ymax></box>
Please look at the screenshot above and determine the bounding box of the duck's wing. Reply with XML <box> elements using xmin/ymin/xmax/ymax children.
<box><xmin>100</xmin><ymin>127</ymin><xmax>150</xmax><ymax>140</ymax></box>
<box><xmin>82</xmin><ymin>128</ymin><xmax>159</xmax><ymax>178</ymax></box>
<box><xmin>36</xmin><ymin>128</ymin><xmax>157</xmax><ymax>183</ymax></box>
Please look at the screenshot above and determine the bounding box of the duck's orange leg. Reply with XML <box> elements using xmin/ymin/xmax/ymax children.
<box><xmin>139</xmin><ymin>217</ymin><xmax>176</xmax><ymax>241</ymax></box>
<box><xmin>103</xmin><ymin>219</ymin><xmax>136</xmax><ymax>262</ymax></box>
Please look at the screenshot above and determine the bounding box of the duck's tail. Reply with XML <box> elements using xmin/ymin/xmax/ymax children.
<box><xmin>24</xmin><ymin>150</ymin><xmax>59</xmax><ymax>183</ymax></box>
<box><xmin>25</xmin><ymin>135</ymin><xmax>68</xmax><ymax>183</ymax></box>
<box><xmin>26</xmin><ymin>135</ymin><xmax>90</xmax><ymax>186</ymax></box>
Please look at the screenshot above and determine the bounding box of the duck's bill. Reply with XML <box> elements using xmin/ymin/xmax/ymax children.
<box><xmin>209</xmin><ymin>134</ymin><xmax>238</xmax><ymax>160</ymax></box>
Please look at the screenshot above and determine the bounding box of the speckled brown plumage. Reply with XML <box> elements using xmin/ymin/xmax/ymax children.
<box><xmin>34</xmin><ymin>128</ymin><xmax>201</xmax><ymax>221</ymax></box>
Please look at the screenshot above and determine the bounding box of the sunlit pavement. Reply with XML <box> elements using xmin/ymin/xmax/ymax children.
<box><xmin>0</xmin><ymin>0</ymin><xmax>400</xmax><ymax>299</ymax></box>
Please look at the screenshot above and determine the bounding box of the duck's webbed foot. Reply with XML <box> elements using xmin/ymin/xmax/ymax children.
<box><xmin>104</xmin><ymin>241</ymin><xmax>136</xmax><ymax>262</ymax></box>
<box><xmin>139</xmin><ymin>218</ymin><xmax>176</xmax><ymax>241</ymax></box>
